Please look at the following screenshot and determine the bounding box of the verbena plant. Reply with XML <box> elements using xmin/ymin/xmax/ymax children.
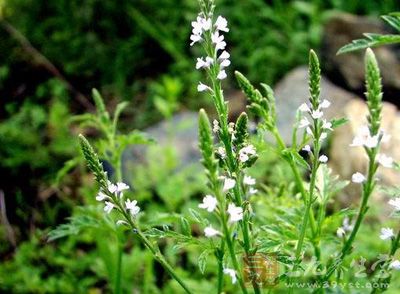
<box><xmin>54</xmin><ymin>1</ymin><xmax>400</xmax><ymax>293</ymax></box>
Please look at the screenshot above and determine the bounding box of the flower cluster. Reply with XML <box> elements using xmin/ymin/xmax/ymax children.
<box><xmin>190</xmin><ymin>13</ymin><xmax>231</xmax><ymax>91</ymax></box>
<box><xmin>96</xmin><ymin>181</ymin><xmax>140</xmax><ymax>221</ymax></box>
<box><xmin>298</xmin><ymin>99</ymin><xmax>331</xmax><ymax>162</ymax></box>
<box><xmin>336</xmin><ymin>217</ymin><xmax>354</xmax><ymax>238</ymax></box>
<box><xmin>350</xmin><ymin>127</ymin><xmax>393</xmax><ymax>184</ymax></box>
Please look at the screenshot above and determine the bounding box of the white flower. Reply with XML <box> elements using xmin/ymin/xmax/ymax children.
<box><xmin>190</xmin><ymin>34</ymin><xmax>202</xmax><ymax>46</ymax></box>
<box><xmin>215</xmin><ymin>16</ymin><xmax>229</xmax><ymax>32</ymax></box>
<box><xmin>223</xmin><ymin>268</ymin><xmax>237</xmax><ymax>284</ymax></box>
<box><xmin>227</xmin><ymin>203</ymin><xmax>243</xmax><ymax>222</ymax></box>
<box><xmin>302</xmin><ymin>145</ymin><xmax>311</xmax><ymax>152</ymax></box>
<box><xmin>125</xmin><ymin>199</ymin><xmax>140</xmax><ymax>216</ymax></box>
<box><xmin>337</xmin><ymin>227</ymin><xmax>346</xmax><ymax>238</ymax></box>
<box><xmin>299</xmin><ymin>117</ymin><xmax>310</xmax><ymax>128</ymax></box>
<box><xmin>223</xmin><ymin>178</ymin><xmax>236</xmax><ymax>191</ymax></box>
<box><xmin>217</xmin><ymin>70</ymin><xmax>227</xmax><ymax>80</ymax></box>
<box><xmin>390</xmin><ymin>260</ymin><xmax>400</xmax><ymax>270</ymax></box>
<box><xmin>320</xmin><ymin>99</ymin><xmax>331</xmax><ymax>109</ymax></box>
<box><xmin>388</xmin><ymin>197</ymin><xmax>400</xmax><ymax>211</ymax></box>
<box><xmin>322</xmin><ymin>120</ymin><xmax>332</xmax><ymax>130</ymax></box>
<box><xmin>211</xmin><ymin>31</ymin><xmax>226</xmax><ymax>51</ymax></box>
<box><xmin>377</xmin><ymin>154</ymin><xmax>393</xmax><ymax>168</ymax></box>
<box><xmin>352</xmin><ymin>172</ymin><xmax>365</xmax><ymax>183</ymax></box>
<box><xmin>364</xmin><ymin>135</ymin><xmax>379</xmax><ymax>148</ymax></box>
<box><xmin>342</xmin><ymin>217</ymin><xmax>354</xmax><ymax>231</ymax></box>
<box><xmin>196</xmin><ymin>57</ymin><xmax>213</xmax><ymax>69</ymax></box>
<box><xmin>350</xmin><ymin>126</ymin><xmax>370</xmax><ymax>147</ymax></box>
<box><xmin>311</xmin><ymin>110</ymin><xmax>323</xmax><ymax>119</ymax></box>
<box><xmin>238</xmin><ymin>145</ymin><xmax>256</xmax><ymax>163</ymax></box>
<box><xmin>299</xmin><ymin>103</ymin><xmax>310</xmax><ymax>112</ymax></box>
<box><xmin>249</xmin><ymin>187</ymin><xmax>258</xmax><ymax>195</ymax></box>
<box><xmin>201</xmin><ymin>18</ymin><xmax>212</xmax><ymax>31</ymax></box>
<box><xmin>320</xmin><ymin>132</ymin><xmax>327</xmax><ymax>141</ymax></box>
<box><xmin>104</xmin><ymin>201</ymin><xmax>114</xmax><ymax>214</ymax></box>
<box><xmin>218</xmin><ymin>50</ymin><xmax>230</xmax><ymax>60</ymax></box>
<box><xmin>213</xmin><ymin>120</ymin><xmax>220</xmax><ymax>133</ymax></box>
<box><xmin>197</xmin><ymin>82</ymin><xmax>211</xmax><ymax>92</ymax></box>
<box><xmin>216</xmin><ymin>147</ymin><xmax>226</xmax><ymax>159</ymax></box>
<box><xmin>204</xmin><ymin>226</ymin><xmax>221</xmax><ymax>237</ymax></box>
<box><xmin>199</xmin><ymin>195</ymin><xmax>218</xmax><ymax>212</ymax></box>
<box><xmin>96</xmin><ymin>191</ymin><xmax>107</xmax><ymax>201</ymax></box>
<box><xmin>191</xmin><ymin>16</ymin><xmax>204</xmax><ymax>35</ymax></box>
<box><xmin>306</xmin><ymin>127</ymin><xmax>313</xmax><ymax>135</ymax></box>
<box><xmin>228</xmin><ymin>122</ymin><xmax>235</xmax><ymax>134</ymax></box>
<box><xmin>380</xmin><ymin>228</ymin><xmax>395</xmax><ymax>240</ymax></box>
<box><xmin>243</xmin><ymin>175</ymin><xmax>256</xmax><ymax>186</ymax></box>
<box><xmin>220</xmin><ymin>59</ymin><xmax>231</xmax><ymax>68</ymax></box>
<box><xmin>319</xmin><ymin>155</ymin><xmax>328</xmax><ymax>163</ymax></box>
<box><xmin>108</xmin><ymin>182</ymin><xmax>129</xmax><ymax>194</ymax></box>
<box><xmin>381</xmin><ymin>131</ymin><xmax>391</xmax><ymax>144</ymax></box>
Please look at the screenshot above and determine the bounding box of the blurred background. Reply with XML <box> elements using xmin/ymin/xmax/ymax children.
<box><xmin>1</xmin><ymin>0</ymin><xmax>400</xmax><ymax>293</ymax></box>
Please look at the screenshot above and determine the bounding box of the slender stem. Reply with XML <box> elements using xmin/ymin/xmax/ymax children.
<box><xmin>216</xmin><ymin>240</ymin><xmax>225</xmax><ymax>294</ymax></box>
<box><xmin>115</xmin><ymin>239</ymin><xmax>123</xmax><ymax>294</ymax></box>
<box><xmin>321</xmin><ymin>151</ymin><xmax>377</xmax><ymax>282</ymax></box>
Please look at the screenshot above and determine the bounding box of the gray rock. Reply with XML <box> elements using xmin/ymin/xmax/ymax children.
<box><xmin>273</xmin><ymin>66</ymin><xmax>356</xmax><ymax>144</ymax></box>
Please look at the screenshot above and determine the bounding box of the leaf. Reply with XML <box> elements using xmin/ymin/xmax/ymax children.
<box><xmin>198</xmin><ymin>249</ymin><xmax>211</xmax><ymax>274</ymax></box>
<box><xmin>189</xmin><ymin>208</ymin><xmax>204</xmax><ymax>224</ymax></box>
<box><xmin>382</xmin><ymin>15</ymin><xmax>400</xmax><ymax>32</ymax></box>
<box><xmin>180</xmin><ymin>216</ymin><xmax>191</xmax><ymax>237</ymax></box>
<box><xmin>54</xmin><ymin>157</ymin><xmax>80</xmax><ymax>186</ymax></box>
<box><xmin>337</xmin><ymin>34</ymin><xmax>400</xmax><ymax>55</ymax></box>
<box><xmin>47</xmin><ymin>215</ymin><xmax>99</xmax><ymax>241</ymax></box>
<box><xmin>112</xmin><ymin>101</ymin><xmax>129</xmax><ymax>132</ymax></box>
<box><xmin>331</xmin><ymin>118</ymin><xmax>348</xmax><ymax>129</ymax></box>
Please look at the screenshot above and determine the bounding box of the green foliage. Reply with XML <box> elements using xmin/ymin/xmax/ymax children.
<box><xmin>308</xmin><ymin>49</ymin><xmax>321</xmax><ymax>108</ymax></box>
<box><xmin>338</xmin><ymin>13</ymin><xmax>400</xmax><ymax>54</ymax></box>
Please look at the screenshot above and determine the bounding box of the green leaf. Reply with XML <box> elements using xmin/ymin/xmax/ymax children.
<box><xmin>337</xmin><ymin>34</ymin><xmax>400</xmax><ymax>55</ymax></box>
<box><xmin>180</xmin><ymin>216</ymin><xmax>191</xmax><ymax>237</ymax></box>
<box><xmin>189</xmin><ymin>208</ymin><xmax>204</xmax><ymax>224</ymax></box>
<box><xmin>308</xmin><ymin>49</ymin><xmax>321</xmax><ymax>107</ymax></box>
<box><xmin>234</xmin><ymin>112</ymin><xmax>249</xmax><ymax>149</ymax></box>
<box><xmin>54</xmin><ymin>157</ymin><xmax>80</xmax><ymax>186</ymax></box>
<box><xmin>331</xmin><ymin>118</ymin><xmax>349</xmax><ymax>129</ymax></box>
<box><xmin>382</xmin><ymin>15</ymin><xmax>400</xmax><ymax>32</ymax></box>
<box><xmin>92</xmin><ymin>88</ymin><xmax>110</xmax><ymax>123</ymax></box>
<box><xmin>47</xmin><ymin>215</ymin><xmax>99</xmax><ymax>241</ymax></box>
<box><xmin>198</xmin><ymin>249</ymin><xmax>211</xmax><ymax>274</ymax></box>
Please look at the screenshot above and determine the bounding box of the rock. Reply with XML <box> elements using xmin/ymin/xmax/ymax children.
<box><xmin>273</xmin><ymin>66</ymin><xmax>356</xmax><ymax>144</ymax></box>
<box><xmin>122</xmin><ymin>112</ymin><xmax>200</xmax><ymax>179</ymax></box>
<box><xmin>329</xmin><ymin>99</ymin><xmax>400</xmax><ymax>204</ymax></box>
<box><xmin>322</xmin><ymin>13</ymin><xmax>400</xmax><ymax>105</ymax></box>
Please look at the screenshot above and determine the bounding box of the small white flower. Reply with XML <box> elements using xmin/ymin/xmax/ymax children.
<box><xmin>204</xmin><ymin>226</ymin><xmax>221</xmax><ymax>237</ymax></box>
<box><xmin>223</xmin><ymin>178</ymin><xmax>236</xmax><ymax>191</ymax></box>
<box><xmin>238</xmin><ymin>145</ymin><xmax>256</xmax><ymax>163</ymax></box>
<box><xmin>201</xmin><ymin>18</ymin><xmax>212</xmax><ymax>31</ymax></box>
<box><xmin>380</xmin><ymin>227</ymin><xmax>395</xmax><ymax>240</ymax></box>
<box><xmin>211</xmin><ymin>31</ymin><xmax>226</xmax><ymax>51</ymax></box>
<box><xmin>337</xmin><ymin>227</ymin><xmax>346</xmax><ymax>238</ymax></box>
<box><xmin>104</xmin><ymin>201</ymin><xmax>114</xmax><ymax>214</ymax></box>
<box><xmin>197</xmin><ymin>82</ymin><xmax>211</xmax><ymax>92</ymax></box>
<box><xmin>364</xmin><ymin>135</ymin><xmax>379</xmax><ymax>148</ymax></box>
<box><xmin>220</xmin><ymin>59</ymin><xmax>231</xmax><ymax>68</ymax></box>
<box><xmin>352</xmin><ymin>172</ymin><xmax>366</xmax><ymax>183</ymax></box>
<box><xmin>311</xmin><ymin>110</ymin><xmax>323</xmax><ymax>119</ymax></box>
<box><xmin>320</xmin><ymin>99</ymin><xmax>331</xmax><ymax>109</ymax></box>
<box><xmin>381</xmin><ymin>131</ymin><xmax>391</xmax><ymax>144</ymax></box>
<box><xmin>227</xmin><ymin>203</ymin><xmax>243</xmax><ymax>222</ymax></box>
<box><xmin>191</xmin><ymin>16</ymin><xmax>204</xmax><ymax>35</ymax></box>
<box><xmin>196</xmin><ymin>57</ymin><xmax>212</xmax><ymax>69</ymax></box>
<box><xmin>212</xmin><ymin>120</ymin><xmax>220</xmax><ymax>133</ymax></box>
<box><xmin>322</xmin><ymin>120</ymin><xmax>332</xmax><ymax>130</ymax></box>
<box><xmin>320</xmin><ymin>132</ymin><xmax>327</xmax><ymax>141</ymax></box>
<box><xmin>342</xmin><ymin>217</ymin><xmax>354</xmax><ymax>231</ymax></box>
<box><xmin>319</xmin><ymin>155</ymin><xmax>328</xmax><ymax>163</ymax></box>
<box><xmin>306</xmin><ymin>127</ymin><xmax>313</xmax><ymax>135</ymax></box>
<box><xmin>377</xmin><ymin>154</ymin><xmax>393</xmax><ymax>168</ymax></box>
<box><xmin>299</xmin><ymin>103</ymin><xmax>310</xmax><ymax>112</ymax></box>
<box><xmin>190</xmin><ymin>34</ymin><xmax>202</xmax><ymax>46</ymax></box>
<box><xmin>243</xmin><ymin>175</ymin><xmax>256</xmax><ymax>186</ymax></box>
<box><xmin>302</xmin><ymin>145</ymin><xmax>311</xmax><ymax>152</ymax></box>
<box><xmin>215</xmin><ymin>16</ymin><xmax>229</xmax><ymax>32</ymax></box>
<box><xmin>228</xmin><ymin>122</ymin><xmax>235</xmax><ymax>134</ymax></box>
<box><xmin>299</xmin><ymin>117</ymin><xmax>310</xmax><ymax>128</ymax></box>
<box><xmin>390</xmin><ymin>260</ymin><xmax>400</xmax><ymax>270</ymax></box>
<box><xmin>216</xmin><ymin>147</ymin><xmax>226</xmax><ymax>159</ymax></box>
<box><xmin>96</xmin><ymin>191</ymin><xmax>107</xmax><ymax>201</ymax></box>
<box><xmin>249</xmin><ymin>187</ymin><xmax>258</xmax><ymax>195</ymax></box>
<box><xmin>125</xmin><ymin>199</ymin><xmax>140</xmax><ymax>216</ymax></box>
<box><xmin>218</xmin><ymin>50</ymin><xmax>230</xmax><ymax>60</ymax></box>
<box><xmin>217</xmin><ymin>70</ymin><xmax>227</xmax><ymax>80</ymax></box>
<box><xmin>199</xmin><ymin>195</ymin><xmax>218</xmax><ymax>212</ymax></box>
<box><xmin>388</xmin><ymin>197</ymin><xmax>400</xmax><ymax>211</ymax></box>
<box><xmin>223</xmin><ymin>268</ymin><xmax>237</xmax><ymax>284</ymax></box>
<box><xmin>108</xmin><ymin>182</ymin><xmax>129</xmax><ymax>194</ymax></box>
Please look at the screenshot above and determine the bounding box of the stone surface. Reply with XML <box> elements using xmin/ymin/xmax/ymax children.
<box><xmin>329</xmin><ymin>99</ymin><xmax>400</xmax><ymax>204</ymax></box>
<box><xmin>273</xmin><ymin>65</ymin><xmax>356</xmax><ymax>144</ymax></box>
<box><xmin>322</xmin><ymin>13</ymin><xmax>400</xmax><ymax>105</ymax></box>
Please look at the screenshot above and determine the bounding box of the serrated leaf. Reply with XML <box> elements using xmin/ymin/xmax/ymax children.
<box><xmin>198</xmin><ymin>249</ymin><xmax>211</xmax><ymax>274</ymax></box>
<box><xmin>331</xmin><ymin>118</ymin><xmax>348</xmax><ymax>129</ymax></box>
<box><xmin>337</xmin><ymin>34</ymin><xmax>400</xmax><ymax>54</ymax></box>
<box><xmin>382</xmin><ymin>15</ymin><xmax>400</xmax><ymax>32</ymax></box>
<box><xmin>189</xmin><ymin>208</ymin><xmax>204</xmax><ymax>224</ymax></box>
<box><xmin>47</xmin><ymin>215</ymin><xmax>99</xmax><ymax>241</ymax></box>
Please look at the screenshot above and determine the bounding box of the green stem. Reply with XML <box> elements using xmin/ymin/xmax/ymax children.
<box><xmin>217</xmin><ymin>240</ymin><xmax>225</xmax><ymax>294</ymax></box>
<box><xmin>115</xmin><ymin>239</ymin><xmax>123</xmax><ymax>294</ymax></box>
